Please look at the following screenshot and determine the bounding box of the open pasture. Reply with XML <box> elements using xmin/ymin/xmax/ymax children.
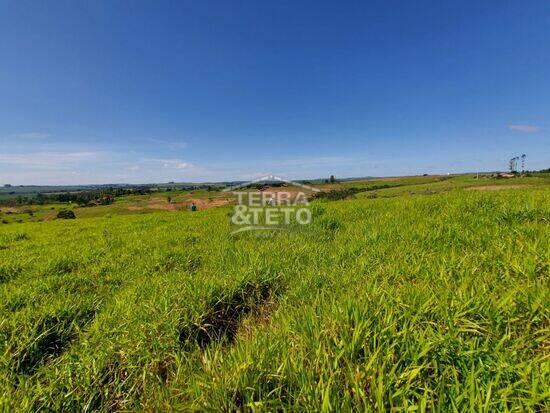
<box><xmin>0</xmin><ymin>177</ymin><xmax>548</xmax><ymax>411</ymax></box>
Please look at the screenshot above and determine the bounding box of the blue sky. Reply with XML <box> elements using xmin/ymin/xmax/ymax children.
<box><xmin>1</xmin><ymin>0</ymin><xmax>549</xmax><ymax>185</ymax></box>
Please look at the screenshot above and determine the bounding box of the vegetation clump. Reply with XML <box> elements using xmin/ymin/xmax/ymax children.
<box><xmin>0</xmin><ymin>264</ymin><xmax>22</xmax><ymax>283</ymax></box>
<box><xmin>312</xmin><ymin>187</ymin><xmax>363</xmax><ymax>201</ymax></box>
<box><xmin>180</xmin><ymin>278</ymin><xmax>279</xmax><ymax>349</ymax></box>
<box><xmin>56</xmin><ymin>210</ymin><xmax>76</xmax><ymax>219</ymax></box>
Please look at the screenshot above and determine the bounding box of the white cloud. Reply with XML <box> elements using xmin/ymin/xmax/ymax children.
<box><xmin>0</xmin><ymin>151</ymin><xmax>103</xmax><ymax>170</ymax></box>
<box><xmin>164</xmin><ymin>161</ymin><xmax>192</xmax><ymax>169</ymax></box>
<box><xmin>508</xmin><ymin>124</ymin><xmax>540</xmax><ymax>133</ymax></box>
<box><xmin>142</xmin><ymin>158</ymin><xmax>193</xmax><ymax>169</ymax></box>
<box><xmin>0</xmin><ymin>151</ymin><xmax>199</xmax><ymax>185</ymax></box>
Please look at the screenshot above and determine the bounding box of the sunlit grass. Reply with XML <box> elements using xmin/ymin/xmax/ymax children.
<box><xmin>0</xmin><ymin>182</ymin><xmax>548</xmax><ymax>410</ymax></box>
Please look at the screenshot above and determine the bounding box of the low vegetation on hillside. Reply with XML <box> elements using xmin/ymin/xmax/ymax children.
<box><xmin>0</xmin><ymin>175</ymin><xmax>548</xmax><ymax>410</ymax></box>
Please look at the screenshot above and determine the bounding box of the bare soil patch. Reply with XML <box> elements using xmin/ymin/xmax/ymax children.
<box><xmin>189</xmin><ymin>198</ymin><xmax>232</xmax><ymax>210</ymax></box>
<box><xmin>125</xmin><ymin>197</ymin><xmax>231</xmax><ymax>212</ymax></box>
<box><xmin>148</xmin><ymin>201</ymin><xmax>178</xmax><ymax>211</ymax></box>
<box><xmin>126</xmin><ymin>206</ymin><xmax>145</xmax><ymax>211</ymax></box>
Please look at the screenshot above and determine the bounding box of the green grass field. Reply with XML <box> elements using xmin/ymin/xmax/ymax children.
<box><xmin>0</xmin><ymin>176</ymin><xmax>548</xmax><ymax>411</ymax></box>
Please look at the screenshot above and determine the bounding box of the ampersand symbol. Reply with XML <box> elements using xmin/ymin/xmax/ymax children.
<box><xmin>231</xmin><ymin>205</ymin><xmax>251</xmax><ymax>225</ymax></box>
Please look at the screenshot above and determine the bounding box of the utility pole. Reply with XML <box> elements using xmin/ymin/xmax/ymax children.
<box><xmin>521</xmin><ymin>154</ymin><xmax>526</xmax><ymax>173</ymax></box>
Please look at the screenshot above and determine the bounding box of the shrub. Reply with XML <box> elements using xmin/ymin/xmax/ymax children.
<box><xmin>57</xmin><ymin>210</ymin><xmax>76</xmax><ymax>219</ymax></box>
<box><xmin>14</xmin><ymin>233</ymin><xmax>30</xmax><ymax>241</ymax></box>
<box><xmin>311</xmin><ymin>188</ymin><xmax>362</xmax><ymax>201</ymax></box>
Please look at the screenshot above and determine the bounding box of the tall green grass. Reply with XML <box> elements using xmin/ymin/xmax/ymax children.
<box><xmin>0</xmin><ymin>186</ymin><xmax>548</xmax><ymax>411</ymax></box>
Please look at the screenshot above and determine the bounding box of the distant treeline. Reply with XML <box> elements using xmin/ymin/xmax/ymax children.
<box><xmin>312</xmin><ymin>184</ymin><xmax>401</xmax><ymax>201</ymax></box>
<box><xmin>0</xmin><ymin>184</ymin><xmax>226</xmax><ymax>206</ymax></box>
<box><xmin>0</xmin><ymin>187</ymin><xmax>153</xmax><ymax>207</ymax></box>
